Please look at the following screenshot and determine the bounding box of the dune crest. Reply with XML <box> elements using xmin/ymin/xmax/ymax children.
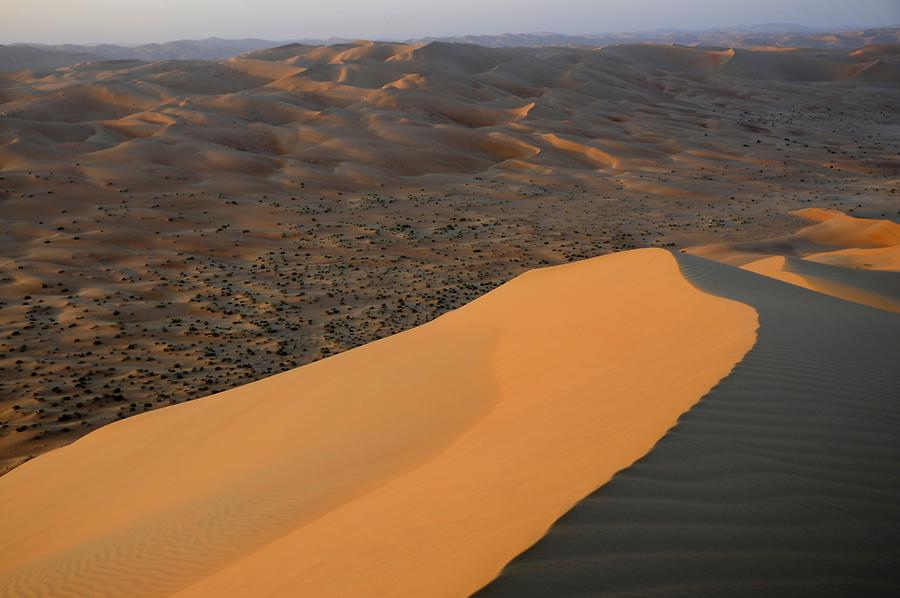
<box><xmin>477</xmin><ymin>250</ymin><xmax>900</xmax><ymax>596</ymax></box>
<box><xmin>687</xmin><ymin>208</ymin><xmax>900</xmax><ymax>312</ymax></box>
<box><xmin>0</xmin><ymin>248</ymin><xmax>756</xmax><ymax>597</ymax></box>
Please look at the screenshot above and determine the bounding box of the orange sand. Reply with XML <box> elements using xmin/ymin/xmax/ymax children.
<box><xmin>0</xmin><ymin>248</ymin><xmax>756</xmax><ymax>597</ymax></box>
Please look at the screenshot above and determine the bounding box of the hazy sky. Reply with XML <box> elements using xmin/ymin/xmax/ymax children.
<box><xmin>3</xmin><ymin>0</ymin><xmax>899</xmax><ymax>44</ymax></box>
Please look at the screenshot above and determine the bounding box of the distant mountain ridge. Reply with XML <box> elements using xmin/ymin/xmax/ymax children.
<box><xmin>11</xmin><ymin>37</ymin><xmax>281</xmax><ymax>62</ymax></box>
<box><xmin>2</xmin><ymin>25</ymin><xmax>899</xmax><ymax>71</ymax></box>
<box><xmin>0</xmin><ymin>44</ymin><xmax>104</xmax><ymax>71</ymax></box>
<box><xmin>416</xmin><ymin>26</ymin><xmax>900</xmax><ymax>49</ymax></box>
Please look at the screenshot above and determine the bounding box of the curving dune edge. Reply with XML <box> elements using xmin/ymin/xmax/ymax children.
<box><xmin>0</xmin><ymin>248</ymin><xmax>756</xmax><ymax>597</ymax></box>
<box><xmin>688</xmin><ymin>208</ymin><xmax>900</xmax><ymax>313</ymax></box>
<box><xmin>479</xmin><ymin>237</ymin><xmax>900</xmax><ymax>597</ymax></box>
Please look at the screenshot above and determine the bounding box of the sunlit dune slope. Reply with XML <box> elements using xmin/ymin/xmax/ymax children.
<box><xmin>687</xmin><ymin>209</ymin><xmax>900</xmax><ymax>312</ymax></box>
<box><xmin>0</xmin><ymin>248</ymin><xmax>756</xmax><ymax>597</ymax></box>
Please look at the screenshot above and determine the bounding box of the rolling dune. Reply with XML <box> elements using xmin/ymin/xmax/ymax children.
<box><xmin>3</xmin><ymin>41</ymin><xmax>899</xmax><ymax>191</ymax></box>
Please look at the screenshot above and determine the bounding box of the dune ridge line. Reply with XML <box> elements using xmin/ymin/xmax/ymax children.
<box><xmin>0</xmin><ymin>248</ymin><xmax>756</xmax><ymax>597</ymax></box>
<box><xmin>477</xmin><ymin>250</ymin><xmax>900</xmax><ymax>597</ymax></box>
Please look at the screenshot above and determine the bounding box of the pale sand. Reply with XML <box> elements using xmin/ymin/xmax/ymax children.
<box><xmin>0</xmin><ymin>249</ymin><xmax>755</xmax><ymax>596</ymax></box>
<box><xmin>478</xmin><ymin>251</ymin><xmax>900</xmax><ymax>596</ymax></box>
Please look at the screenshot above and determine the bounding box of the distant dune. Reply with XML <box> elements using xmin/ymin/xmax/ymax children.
<box><xmin>0</xmin><ymin>38</ymin><xmax>283</xmax><ymax>70</ymax></box>
<box><xmin>2</xmin><ymin>40</ymin><xmax>898</xmax><ymax>191</ymax></box>
<box><xmin>688</xmin><ymin>208</ymin><xmax>900</xmax><ymax>312</ymax></box>
<box><xmin>0</xmin><ymin>44</ymin><xmax>103</xmax><ymax>71</ymax></box>
<box><xmin>423</xmin><ymin>25</ymin><xmax>900</xmax><ymax>50</ymax></box>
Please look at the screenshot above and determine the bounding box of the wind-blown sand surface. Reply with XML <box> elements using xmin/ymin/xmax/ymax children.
<box><xmin>478</xmin><ymin>251</ymin><xmax>900</xmax><ymax>597</ymax></box>
<box><xmin>2</xmin><ymin>39</ymin><xmax>898</xmax><ymax>473</ymax></box>
<box><xmin>0</xmin><ymin>248</ymin><xmax>756</xmax><ymax>597</ymax></box>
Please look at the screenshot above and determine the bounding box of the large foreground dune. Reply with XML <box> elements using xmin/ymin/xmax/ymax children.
<box><xmin>3</xmin><ymin>226</ymin><xmax>899</xmax><ymax>597</ymax></box>
<box><xmin>0</xmin><ymin>248</ymin><xmax>756</xmax><ymax>596</ymax></box>
<box><xmin>1</xmin><ymin>213</ymin><xmax>899</xmax><ymax>596</ymax></box>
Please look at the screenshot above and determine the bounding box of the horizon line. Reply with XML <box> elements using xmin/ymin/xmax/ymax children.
<box><xmin>4</xmin><ymin>21</ymin><xmax>898</xmax><ymax>48</ymax></box>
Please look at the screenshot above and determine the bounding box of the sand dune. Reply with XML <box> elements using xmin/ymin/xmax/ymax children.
<box><xmin>3</xmin><ymin>235</ymin><xmax>896</xmax><ymax>597</ymax></box>
<box><xmin>743</xmin><ymin>255</ymin><xmax>900</xmax><ymax>313</ymax></box>
<box><xmin>794</xmin><ymin>208</ymin><xmax>900</xmax><ymax>256</ymax></box>
<box><xmin>687</xmin><ymin>209</ymin><xmax>900</xmax><ymax>312</ymax></box>
<box><xmin>0</xmin><ymin>249</ymin><xmax>756</xmax><ymax>597</ymax></box>
<box><xmin>478</xmin><ymin>251</ymin><xmax>900</xmax><ymax>596</ymax></box>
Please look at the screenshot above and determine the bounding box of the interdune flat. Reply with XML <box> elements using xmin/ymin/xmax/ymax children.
<box><xmin>0</xmin><ymin>249</ymin><xmax>756</xmax><ymax>597</ymax></box>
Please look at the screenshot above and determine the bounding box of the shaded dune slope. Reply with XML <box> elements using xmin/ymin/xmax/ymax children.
<box><xmin>477</xmin><ymin>251</ymin><xmax>900</xmax><ymax>597</ymax></box>
<box><xmin>743</xmin><ymin>255</ymin><xmax>900</xmax><ymax>313</ymax></box>
<box><xmin>689</xmin><ymin>209</ymin><xmax>900</xmax><ymax>313</ymax></box>
<box><xmin>0</xmin><ymin>249</ymin><xmax>755</xmax><ymax>597</ymax></box>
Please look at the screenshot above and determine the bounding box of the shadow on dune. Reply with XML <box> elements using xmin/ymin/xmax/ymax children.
<box><xmin>477</xmin><ymin>251</ymin><xmax>900</xmax><ymax>597</ymax></box>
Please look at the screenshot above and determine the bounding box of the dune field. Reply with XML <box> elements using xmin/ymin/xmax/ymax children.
<box><xmin>0</xmin><ymin>33</ymin><xmax>899</xmax><ymax>597</ymax></box>
<box><xmin>1</xmin><ymin>40</ymin><xmax>898</xmax><ymax>474</ymax></box>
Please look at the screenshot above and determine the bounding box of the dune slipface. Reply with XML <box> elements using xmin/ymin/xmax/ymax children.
<box><xmin>477</xmin><ymin>251</ymin><xmax>900</xmax><ymax>597</ymax></box>
<box><xmin>0</xmin><ymin>248</ymin><xmax>755</xmax><ymax>597</ymax></box>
